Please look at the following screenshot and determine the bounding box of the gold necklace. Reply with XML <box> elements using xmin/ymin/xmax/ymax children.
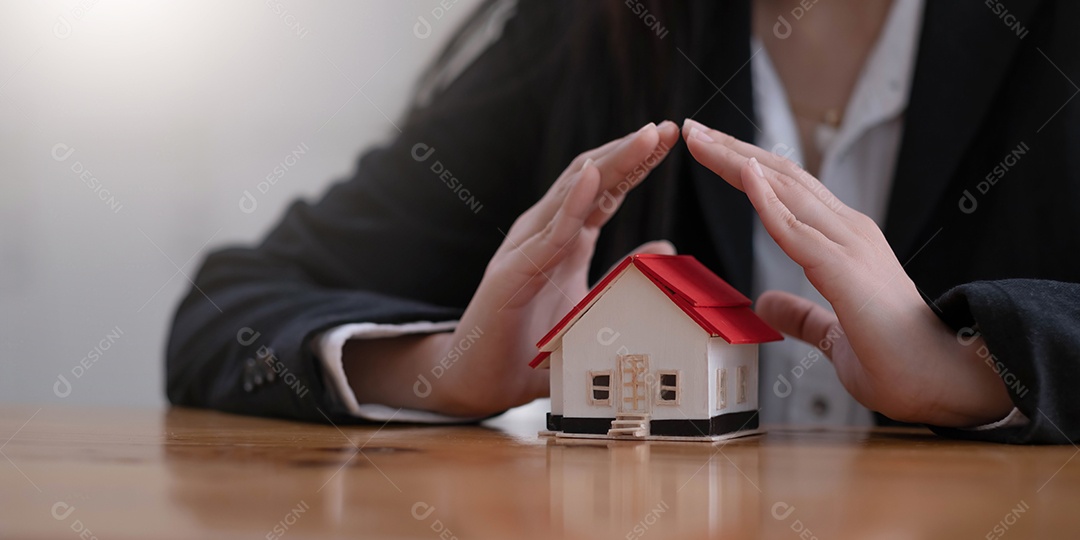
<box><xmin>788</xmin><ymin>99</ymin><xmax>844</xmax><ymax>128</ymax></box>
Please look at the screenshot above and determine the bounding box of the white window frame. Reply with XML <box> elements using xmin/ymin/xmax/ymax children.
<box><xmin>736</xmin><ymin>365</ymin><xmax>748</xmax><ymax>405</ymax></box>
<box><xmin>587</xmin><ymin>370</ymin><xmax>613</xmax><ymax>406</ymax></box>
<box><xmin>655</xmin><ymin>370</ymin><xmax>680</xmax><ymax>406</ymax></box>
<box><xmin>716</xmin><ymin>368</ymin><xmax>727</xmax><ymax>411</ymax></box>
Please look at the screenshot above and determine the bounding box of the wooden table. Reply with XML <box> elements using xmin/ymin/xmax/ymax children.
<box><xmin>1</xmin><ymin>403</ymin><xmax>1077</xmax><ymax>539</ymax></box>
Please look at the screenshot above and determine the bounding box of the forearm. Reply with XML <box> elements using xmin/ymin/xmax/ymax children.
<box><xmin>342</xmin><ymin>332</ymin><xmax>464</xmax><ymax>415</ymax></box>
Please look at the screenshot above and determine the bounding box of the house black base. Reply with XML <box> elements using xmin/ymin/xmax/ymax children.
<box><xmin>547</xmin><ymin>413</ymin><xmax>563</xmax><ymax>431</ymax></box>
<box><xmin>652</xmin><ymin>411</ymin><xmax>759</xmax><ymax>437</ymax></box>
<box><xmin>549</xmin><ymin>410</ymin><xmax>759</xmax><ymax>437</ymax></box>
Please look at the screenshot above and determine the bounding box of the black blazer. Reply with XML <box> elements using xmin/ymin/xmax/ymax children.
<box><xmin>167</xmin><ymin>0</ymin><xmax>1080</xmax><ymax>443</ymax></box>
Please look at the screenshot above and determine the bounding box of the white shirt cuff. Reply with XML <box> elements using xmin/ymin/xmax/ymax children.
<box><xmin>965</xmin><ymin>407</ymin><xmax>1030</xmax><ymax>431</ymax></box>
<box><xmin>312</xmin><ymin>321</ymin><xmax>484</xmax><ymax>424</ymax></box>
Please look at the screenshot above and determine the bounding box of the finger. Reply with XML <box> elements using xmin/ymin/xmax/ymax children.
<box><xmin>563</xmin><ymin>129</ymin><xmax>643</xmax><ymax>180</ymax></box>
<box><xmin>511</xmin><ymin>122</ymin><xmax>665</xmax><ymax>244</ymax></box>
<box><xmin>586</xmin><ymin>120</ymin><xmax>679</xmax><ymax>228</ymax></box>
<box><xmin>591</xmin><ymin>122</ymin><xmax>661</xmax><ymax>190</ymax></box>
<box><xmin>682</xmin><ymin>118</ymin><xmax>746</xmax><ymax>190</ymax></box>
<box><xmin>755</xmin><ymin>290</ymin><xmax>843</xmax><ymax>360</ymax></box>
<box><xmin>497</xmin><ymin>161</ymin><xmax>602</xmax><ymax>284</ymax></box>
<box><xmin>683</xmin><ymin>120</ymin><xmax>854</xmax><ymax>244</ymax></box>
<box><xmin>551</xmin><ymin>122</ymin><xmax>659</xmax><ymax>207</ymax></box>
<box><xmin>500</xmin><ymin>156</ymin><xmax>595</xmax><ymax>256</ymax></box>
<box><xmin>544</xmin><ymin>122</ymin><xmax>678</xmax><ymax>290</ymax></box>
<box><xmin>684</xmin><ymin>118</ymin><xmax>853</xmax><ymax>218</ymax></box>
<box><xmin>741</xmin><ymin>158</ymin><xmax>839</xmax><ymax>269</ymax></box>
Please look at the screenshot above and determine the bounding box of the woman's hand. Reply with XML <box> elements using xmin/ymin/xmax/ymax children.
<box><xmin>682</xmin><ymin>118</ymin><xmax>1014</xmax><ymax>427</ymax></box>
<box><xmin>345</xmin><ymin>121</ymin><xmax>680</xmax><ymax>417</ymax></box>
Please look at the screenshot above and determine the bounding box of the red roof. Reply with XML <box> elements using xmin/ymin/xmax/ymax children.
<box><xmin>529</xmin><ymin>254</ymin><xmax>782</xmax><ymax>368</ymax></box>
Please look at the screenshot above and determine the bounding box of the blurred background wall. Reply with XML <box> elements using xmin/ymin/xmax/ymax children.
<box><xmin>0</xmin><ymin>0</ymin><xmax>481</xmax><ymax>407</ymax></box>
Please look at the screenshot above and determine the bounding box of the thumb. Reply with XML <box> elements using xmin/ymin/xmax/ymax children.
<box><xmin>755</xmin><ymin>290</ymin><xmax>843</xmax><ymax>359</ymax></box>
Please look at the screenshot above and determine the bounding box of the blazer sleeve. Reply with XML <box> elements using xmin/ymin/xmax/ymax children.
<box><xmin>930</xmin><ymin>279</ymin><xmax>1080</xmax><ymax>444</ymax></box>
<box><xmin>165</xmin><ymin>1</ymin><xmax>565</xmax><ymax>424</ymax></box>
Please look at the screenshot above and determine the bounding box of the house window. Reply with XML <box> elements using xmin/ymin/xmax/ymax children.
<box><xmin>656</xmin><ymin>371</ymin><xmax>679</xmax><ymax>405</ymax></box>
<box><xmin>736</xmin><ymin>365</ymin><xmax>748</xmax><ymax>404</ymax></box>
<box><xmin>717</xmin><ymin>368</ymin><xmax>727</xmax><ymax>410</ymax></box>
<box><xmin>588</xmin><ymin>371</ymin><xmax>612</xmax><ymax>406</ymax></box>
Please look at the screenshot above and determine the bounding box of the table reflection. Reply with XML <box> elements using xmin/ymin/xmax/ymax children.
<box><xmin>545</xmin><ymin>438</ymin><xmax>762</xmax><ymax>538</ymax></box>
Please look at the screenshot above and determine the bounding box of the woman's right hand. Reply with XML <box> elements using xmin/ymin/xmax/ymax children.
<box><xmin>343</xmin><ymin>121</ymin><xmax>680</xmax><ymax>417</ymax></box>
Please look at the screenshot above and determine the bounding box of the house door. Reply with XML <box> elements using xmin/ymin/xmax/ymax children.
<box><xmin>617</xmin><ymin>354</ymin><xmax>650</xmax><ymax>414</ymax></box>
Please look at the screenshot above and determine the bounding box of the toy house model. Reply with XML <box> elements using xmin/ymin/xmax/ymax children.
<box><xmin>529</xmin><ymin>254</ymin><xmax>783</xmax><ymax>441</ymax></box>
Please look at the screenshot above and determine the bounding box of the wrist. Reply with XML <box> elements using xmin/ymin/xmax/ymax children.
<box><xmin>923</xmin><ymin>329</ymin><xmax>1014</xmax><ymax>428</ymax></box>
<box><xmin>342</xmin><ymin>331</ymin><xmax>457</xmax><ymax>412</ymax></box>
<box><xmin>952</xmin><ymin>334</ymin><xmax>1015</xmax><ymax>426</ymax></box>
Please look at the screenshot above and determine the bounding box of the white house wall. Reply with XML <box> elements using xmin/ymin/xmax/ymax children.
<box><xmin>707</xmin><ymin>338</ymin><xmax>759</xmax><ymax>414</ymax></box>
<box><xmin>561</xmin><ymin>267</ymin><xmax>710</xmax><ymax>421</ymax></box>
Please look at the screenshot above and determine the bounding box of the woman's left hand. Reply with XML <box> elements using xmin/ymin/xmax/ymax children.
<box><xmin>682</xmin><ymin>118</ymin><xmax>1014</xmax><ymax>427</ymax></box>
